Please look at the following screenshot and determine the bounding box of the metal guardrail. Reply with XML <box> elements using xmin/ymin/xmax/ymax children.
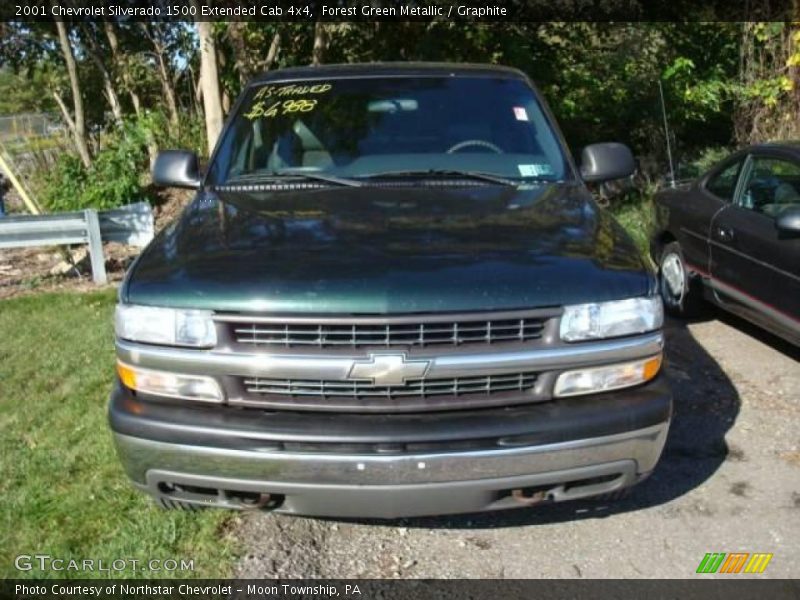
<box><xmin>0</xmin><ymin>202</ymin><xmax>154</xmax><ymax>284</ymax></box>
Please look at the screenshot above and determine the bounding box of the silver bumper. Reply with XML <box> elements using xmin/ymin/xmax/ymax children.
<box><xmin>114</xmin><ymin>421</ymin><xmax>669</xmax><ymax>518</ymax></box>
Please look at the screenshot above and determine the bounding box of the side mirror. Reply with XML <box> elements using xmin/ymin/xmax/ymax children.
<box><xmin>776</xmin><ymin>206</ymin><xmax>800</xmax><ymax>236</ymax></box>
<box><xmin>580</xmin><ymin>142</ymin><xmax>635</xmax><ymax>183</ymax></box>
<box><xmin>152</xmin><ymin>150</ymin><xmax>201</xmax><ymax>189</ymax></box>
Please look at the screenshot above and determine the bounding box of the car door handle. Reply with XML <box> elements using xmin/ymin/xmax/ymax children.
<box><xmin>715</xmin><ymin>226</ymin><xmax>735</xmax><ymax>243</ymax></box>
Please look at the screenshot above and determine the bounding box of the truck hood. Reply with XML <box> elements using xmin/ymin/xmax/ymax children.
<box><xmin>124</xmin><ymin>183</ymin><xmax>653</xmax><ymax>313</ymax></box>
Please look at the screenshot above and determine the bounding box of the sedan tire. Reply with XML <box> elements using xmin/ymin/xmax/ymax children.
<box><xmin>659</xmin><ymin>242</ymin><xmax>706</xmax><ymax>317</ymax></box>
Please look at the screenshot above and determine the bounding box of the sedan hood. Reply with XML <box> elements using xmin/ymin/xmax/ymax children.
<box><xmin>124</xmin><ymin>183</ymin><xmax>653</xmax><ymax>314</ymax></box>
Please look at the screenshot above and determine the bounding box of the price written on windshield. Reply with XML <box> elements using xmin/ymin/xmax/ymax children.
<box><xmin>244</xmin><ymin>99</ymin><xmax>318</xmax><ymax>120</ymax></box>
<box><xmin>245</xmin><ymin>83</ymin><xmax>333</xmax><ymax>120</ymax></box>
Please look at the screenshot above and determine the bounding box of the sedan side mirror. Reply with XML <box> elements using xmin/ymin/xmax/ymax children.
<box><xmin>152</xmin><ymin>150</ymin><xmax>201</xmax><ymax>189</ymax></box>
<box><xmin>776</xmin><ymin>206</ymin><xmax>800</xmax><ymax>236</ymax></box>
<box><xmin>580</xmin><ymin>143</ymin><xmax>635</xmax><ymax>183</ymax></box>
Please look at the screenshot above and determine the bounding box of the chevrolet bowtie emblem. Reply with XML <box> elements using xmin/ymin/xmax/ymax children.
<box><xmin>348</xmin><ymin>354</ymin><xmax>430</xmax><ymax>386</ymax></box>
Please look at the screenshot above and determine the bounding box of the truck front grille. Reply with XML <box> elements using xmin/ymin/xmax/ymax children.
<box><xmin>242</xmin><ymin>372</ymin><xmax>538</xmax><ymax>399</ymax></box>
<box><xmin>230</xmin><ymin>371</ymin><xmax>543</xmax><ymax>413</ymax></box>
<box><xmin>219</xmin><ymin>310</ymin><xmax>554</xmax><ymax>349</ymax></box>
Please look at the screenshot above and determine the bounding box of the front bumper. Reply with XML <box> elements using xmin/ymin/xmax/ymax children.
<box><xmin>109</xmin><ymin>376</ymin><xmax>672</xmax><ymax>518</ymax></box>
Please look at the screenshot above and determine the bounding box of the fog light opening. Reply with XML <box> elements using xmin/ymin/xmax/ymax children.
<box><xmin>511</xmin><ymin>487</ymin><xmax>552</xmax><ymax>505</ymax></box>
<box><xmin>224</xmin><ymin>490</ymin><xmax>282</xmax><ymax>510</ymax></box>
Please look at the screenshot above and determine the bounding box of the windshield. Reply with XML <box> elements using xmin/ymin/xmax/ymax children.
<box><xmin>209</xmin><ymin>75</ymin><xmax>571</xmax><ymax>186</ymax></box>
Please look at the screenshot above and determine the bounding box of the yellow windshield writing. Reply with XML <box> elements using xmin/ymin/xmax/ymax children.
<box><xmin>253</xmin><ymin>82</ymin><xmax>332</xmax><ymax>101</ymax></box>
<box><xmin>244</xmin><ymin>98</ymin><xmax>319</xmax><ymax>120</ymax></box>
<box><xmin>245</xmin><ymin>83</ymin><xmax>332</xmax><ymax>120</ymax></box>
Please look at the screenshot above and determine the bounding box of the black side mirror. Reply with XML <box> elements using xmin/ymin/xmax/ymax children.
<box><xmin>580</xmin><ymin>143</ymin><xmax>635</xmax><ymax>183</ymax></box>
<box><xmin>776</xmin><ymin>206</ymin><xmax>800</xmax><ymax>236</ymax></box>
<box><xmin>152</xmin><ymin>150</ymin><xmax>201</xmax><ymax>189</ymax></box>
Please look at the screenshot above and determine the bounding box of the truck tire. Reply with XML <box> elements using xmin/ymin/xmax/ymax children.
<box><xmin>658</xmin><ymin>241</ymin><xmax>705</xmax><ymax>318</ymax></box>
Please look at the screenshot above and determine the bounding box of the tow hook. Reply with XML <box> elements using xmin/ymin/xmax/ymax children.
<box><xmin>231</xmin><ymin>492</ymin><xmax>275</xmax><ymax>510</ymax></box>
<box><xmin>512</xmin><ymin>488</ymin><xmax>548</xmax><ymax>505</ymax></box>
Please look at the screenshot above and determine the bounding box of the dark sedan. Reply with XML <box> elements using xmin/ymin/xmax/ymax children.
<box><xmin>651</xmin><ymin>143</ymin><xmax>800</xmax><ymax>346</ymax></box>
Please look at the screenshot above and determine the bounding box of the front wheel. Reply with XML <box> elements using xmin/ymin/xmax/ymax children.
<box><xmin>659</xmin><ymin>242</ymin><xmax>705</xmax><ymax>317</ymax></box>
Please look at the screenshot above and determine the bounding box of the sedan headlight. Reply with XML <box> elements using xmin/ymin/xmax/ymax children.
<box><xmin>115</xmin><ymin>304</ymin><xmax>216</xmax><ymax>348</ymax></box>
<box><xmin>560</xmin><ymin>296</ymin><xmax>663</xmax><ymax>342</ymax></box>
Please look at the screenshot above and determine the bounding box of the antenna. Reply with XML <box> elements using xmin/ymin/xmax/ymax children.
<box><xmin>658</xmin><ymin>79</ymin><xmax>676</xmax><ymax>188</ymax></box>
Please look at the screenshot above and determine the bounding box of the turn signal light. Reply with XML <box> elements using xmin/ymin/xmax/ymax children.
<box><xmin>554</xmin><ymin>354</ymin><xmax>663</xmax><ymax>398</ymax></box>
<box><xmin>116</xmin><ymin>361</ymin><xmax>223</xmax><ymax>403</ymax></box>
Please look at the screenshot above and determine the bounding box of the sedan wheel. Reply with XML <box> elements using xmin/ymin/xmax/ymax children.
<box><xmin>659</xmin><ymin>242</ymin><xmax>704</xmax><ymax>317</ymax></box>
<box><xmin>661</xmin><ymin>252</ymin><xmax>685</xmax><ymax>302</ymax></box>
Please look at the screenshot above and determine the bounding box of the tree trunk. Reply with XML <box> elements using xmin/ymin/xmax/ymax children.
<box><xmin>227</xmin><ymin>22</ymin><xmax>252</xmax><ymax>85</ymax></box>
<box><xmin>140</xmin><ymin>24</ymin><xmax>180</xmax><ymax>135</ymax></box>
<box><xmin>311</xmin><ymin>22</ymin><xmax>328</xmax><ymax>65</ymax></box>
<box><xmin>104</xmin><ymin>22</ymin><xmax>143</xmax><ymax>117</ymax></box>
<box><xmin>80</xmin><ymin>24</ymin><xmax>123</xmax><ymax>124</ymax></box>
<box><xmin>197</xmin><ymin>21</ymin><xmax>224</xmax><ymax>155</ymax></box>
<box><xmin>55</xmin><ymin>21</ymin><xmax>91</xmax><ymax>168</ymax></box>
<box><xmin>156</xmin><ymin>50</ymin><xmax>180</xmax><ymax>133</ymax></box>
<box><xmin>265</xmin><ymin>31</ymin><xmax>281</xmax><ymax>71</ymax></box>
<box><xmin>217</xmin><ymin>44</ymin><xmax>231</xmax><ymax>114</ymax></box>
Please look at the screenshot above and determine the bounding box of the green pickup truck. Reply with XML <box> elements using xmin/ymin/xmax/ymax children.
<box><xmin>109</xmin><ymin>63</ymin><xmax>670</xmax><ymax>518</ymax></box>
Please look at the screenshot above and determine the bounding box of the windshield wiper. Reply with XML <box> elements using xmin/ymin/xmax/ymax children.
<box><xmin>361</xmin><ymin>169</ymin><xmax>517</xmax><ymax>186</ymax></box>
<box><xmin>224</xmin><ymin>170</ymin><xmax>363</xmax><ymax>188</ymax></box>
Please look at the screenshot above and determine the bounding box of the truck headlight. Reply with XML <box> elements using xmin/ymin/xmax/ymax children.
<box><xmin>554</xmin><ymin>355</ymin><xmax>662</xmax><ymax>397</ymax></box>
<box><xmin>115</xmin><ymin>304</ymin><xmax>216</xmax><ymax>348</ymax></box>
<box><xmin>559</xmin><ymin>296</ymin><xmax>663</xmax><ymax>342</ymax></box>
<box><xmin>117</xmin><ymin>361</ymin><xmax>223</xmax><ymax>403</ymax></box>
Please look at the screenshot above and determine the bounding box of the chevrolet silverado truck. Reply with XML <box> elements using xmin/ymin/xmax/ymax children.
<box><xmin>110</xmin><ymin>63</ymin><xmax>670</xmax><ymax>518</ymax></box>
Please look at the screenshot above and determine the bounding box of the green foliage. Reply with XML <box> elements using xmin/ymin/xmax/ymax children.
<box><xmin>678</xmin><ymin>146</ymin><xmax>732</xmax><ymax>179</ymax></box>
<box><xmin>736</xmin><ymin>23</ymin><xmax>800</xmax><ymax>143</ymax></box>
<box><xmin>0</xmin><ymin>67</ymin><xmax>57</xmax><ymax>115</ymax></box>
<box><xmin>165</xmin><ymin>113</ymin><xmax>207</xmax><ymax>159</ymax></box>
<box><xmin>39</xmin><ymin>117</ymin><xmax>151</xmax><ymax>212</ymax></box>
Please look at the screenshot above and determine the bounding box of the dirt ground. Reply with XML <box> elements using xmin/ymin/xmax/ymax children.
<box><xmin>234</xmin><ymin>314</ymin><xmax>800</xmax><ymax>579</ymax></box>
<box><xmin>0</xmin><ymin>189</ymin><xmax>191</xmax><ymax>300</ymax></box>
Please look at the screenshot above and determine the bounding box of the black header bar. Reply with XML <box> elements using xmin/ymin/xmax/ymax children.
<box><xmin>2</xmin><ymin>0</ymin><xmax>797</xmax><ymax>22</ymax></box>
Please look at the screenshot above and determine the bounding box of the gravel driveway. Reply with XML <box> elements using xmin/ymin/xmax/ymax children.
<box><xmin>235</xmin><ymin>313</ymin><xmax>800</xmax><ymax>579</ymax></box>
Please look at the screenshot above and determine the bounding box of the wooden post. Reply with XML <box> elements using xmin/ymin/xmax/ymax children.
<box><xmin>84</xmin><ymin>209</ymin><xmax>107</xmax><ymax>284</ymax></box>
<box><xmin>0</xmin><ymin>152</ymin><xmax>40</xmax><ymax>215</ymax></box>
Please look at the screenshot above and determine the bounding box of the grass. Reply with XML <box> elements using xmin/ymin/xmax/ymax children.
<box><xmin>0</xmin><ymin>290</ymin><xmax>240</xmax><ymax>579</ymax></box>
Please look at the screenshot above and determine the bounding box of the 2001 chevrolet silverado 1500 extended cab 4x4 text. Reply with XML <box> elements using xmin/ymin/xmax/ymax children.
<box><xmin>109</xmin><ymin>63</ymin><xmax>670</xmax><ymax>518</ymax></box>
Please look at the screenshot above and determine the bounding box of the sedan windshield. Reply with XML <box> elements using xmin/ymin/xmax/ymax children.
<box><xmin>209</xmin><ymin>76</ymin><xmax>571</xmax><ymax>186</ymax></box>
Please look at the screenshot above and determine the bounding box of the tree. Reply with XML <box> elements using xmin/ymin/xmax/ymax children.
<box><xmin>78</xmin><ymin>22</ymin><xmax>123</xmax><ymax>124</ymax></box>
<box><xmin>54</xmin><ymin>21</ymin><xmax>91</xmax><ymax>168</ymax></box>
<box><xmin>735</xmin><ymin>22</ymin><xmax>800</xmax><ymax>144</ymax></box>
<box><xmin>311</xmin><ymin>22</ymin><xmax>328</xmax><ymax>65</ymax></box>
<box><xmin>103</xmin><ymin>22</ymin><xmax>142</xmax><ymax>117</ymax></box>
<box><xmin>197</xmin><ymin>21</ymin><xmax>223</xmax><ymax>155</ymax></box>
<box><xmin>140</xmin><ymin>23</ymin><xmax>182</xmax><ymax>135</ymax></box>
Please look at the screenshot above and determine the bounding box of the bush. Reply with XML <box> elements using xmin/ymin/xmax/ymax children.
<box><xmin>676</xmin><ymin>146</ymin><xmax>732</xmax><ymax>180</ymax></box>
<box><xmin>38</xmin><ymin>111</ymin><xmax>208</xmax><ymax>213</ymax></box>
<box><xmin>39</xmin><ymin>118</ymin><xmax>151</xmax><ymax>212</ymax></box>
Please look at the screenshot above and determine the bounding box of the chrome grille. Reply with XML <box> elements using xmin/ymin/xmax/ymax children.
<box><xmin>227</xmin><ymin>316</ymin><xmax>549</xmax><ymax>348</ymax></box>
<box><xmin>242</xmin><ymin>372</ymin><xmax>538</xmax><ymax>399</ymax></box>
